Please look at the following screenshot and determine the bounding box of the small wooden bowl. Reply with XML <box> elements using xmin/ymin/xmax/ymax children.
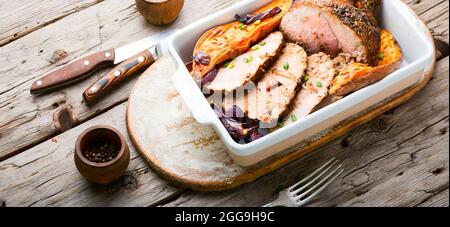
<box><xmin>135</xmin><ymin>0</ymin><xmax>184</xmax><ymax>26</ymax></box>
<box><xmin>75</xmin><ymin>125</ymin><xmax>130</xmax><ymax>185</ymax></box>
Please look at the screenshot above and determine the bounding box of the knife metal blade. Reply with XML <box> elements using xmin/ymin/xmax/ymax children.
<box><xmin>30</xmin><ymin>29</ymin><xmax>176</xmax><ymax>94</ymax></box>
<box><xmin>113</xmin><ymin>29</ymin><xmax>174</xmax><ymax>64</ymax></box>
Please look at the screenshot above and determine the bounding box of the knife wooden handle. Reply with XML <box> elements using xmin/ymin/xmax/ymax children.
<box><xmin>83</xmin><ymin>49</ymin><xmax>155</xmax><ymax>102</ymax></box>
<box><xmin>30</xmin><ymin>49</ymin><xmax>116</xmax><ymax>94</ymax></box>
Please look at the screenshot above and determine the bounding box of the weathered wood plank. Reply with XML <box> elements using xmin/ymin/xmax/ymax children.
<box><xmin>0</xmin><ymin>0</ymin><xmax>240</xmax><ymax>207</ymax></box>
<box><xmin>337</xmin><ymin>122</ymin><xmax>448</xmax><ymax>207</ymax></box>
<box><xmin>403</xmin><ymin>0</ymin><xmax>449</xmax><ymax>42</ymax></box>
<box><xmin>417</xmin><ymin>188</ymin><xmax>449</xmax><ymax>207</ymax></box>
<box><xmin>403</xmin><ymin>0</ymin><xmax>449</xmax><ymax>61</ymax></box>
<box><xmin>2</xmin><ymin>56</ymin><xmax>445</xmax><ymax>207</ymax></box>
<box><xmin>0</xmin><ymin>0</ymin><xmax>447</xmax><ymax>207</ymax></box>
<box><xmin>162</xmin><ymin>57</ymin><xmax>449</xmax><ymax>207</ymax></box>
<box><xmin>0</xmin><ymin>0</ymin><xmax>104</xmax><ymax>47</ymax></box>
<box><xmin>0</xmin><ymin>0</ymin><xmax>240</xmax><ymax>161</ymax></box>
<box><xmin>0</xmin><ymin>0</ymin><xmax>445</xmax><ymax>161</ymax></box>
<box><xmin>0</xmin><ymin>101</ymin><xmax>183</xmax><ymax>207</ymax></box>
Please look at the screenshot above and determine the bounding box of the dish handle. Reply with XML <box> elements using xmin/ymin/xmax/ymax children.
<box><xmin>171</xmin><ymin>67</ymin><xmax>214</xmax><ymax>125</ymax></box>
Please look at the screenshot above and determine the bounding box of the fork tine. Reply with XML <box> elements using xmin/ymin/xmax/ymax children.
<box><xmin>296</xmin><ymin>165</ymin><xmax>344</xmax><ymax>203</ymax></box>
<box><xmin>296</xmin><ymin>168</ymin><xmax>344</xmax><ymax>206</ymax></box>
<box><xmin>289</xmin><ymin>158</ymin><xmax>337</xmax><ymax>191</ymax></box>
<box><xmin>290</xmin><ymin>159</ymin><xmax>339</xmax><ymax>194</ymax></box>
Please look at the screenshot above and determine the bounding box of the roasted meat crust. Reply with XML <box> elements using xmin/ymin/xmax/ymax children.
<box><xmin>330</xmin><ymin>29</ymin><xmax>403</xmax><ymax>96</ymax></box>
<box><xmin>280</xmin><ymin>0</ymin><xmax>380</xmax><ymax>64</ymax></box>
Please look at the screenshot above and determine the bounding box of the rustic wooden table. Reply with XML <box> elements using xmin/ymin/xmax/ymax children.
<box><xmin>0</xmin><ymin>0</ymin><xmax>448</xmax><ymax>207</ymax></box>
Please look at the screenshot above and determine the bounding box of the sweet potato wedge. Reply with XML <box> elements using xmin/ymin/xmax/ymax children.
<box><xmin>329</xmin><ymin>29</ymin><xmax>402</xmax><ymax>96</ymax></box>
<box><xmin>191</xmin><ymin>0</ymin><xmax>293</xmax><ymax>81</ymax></box>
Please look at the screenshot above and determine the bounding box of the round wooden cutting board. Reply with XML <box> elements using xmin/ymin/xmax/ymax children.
<box><xmin>126</xmin><ymin>53</ymin><xmax>434</xmax><ymax>191</ymax></box>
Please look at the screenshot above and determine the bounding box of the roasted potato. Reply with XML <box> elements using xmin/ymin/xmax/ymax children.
<box><xmin>191</xmin><ymin>0</ymin><xmax>292</xmax><ymax>81</ymax></box>
<box><xmin>329</xmin><ymin>29</ymin><xmax>402</xmax><ymax>96</ymax></box>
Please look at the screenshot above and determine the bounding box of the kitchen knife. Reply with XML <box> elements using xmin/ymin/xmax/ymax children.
<box><xmin>30</xmin><ymin>30</ymin><xmax>176</xmax><ymax>94</ymax></box>
<box><xmin>82</xmin><ymin>45</ymin><xmax>160</xmax><ymax>102</ymax></box>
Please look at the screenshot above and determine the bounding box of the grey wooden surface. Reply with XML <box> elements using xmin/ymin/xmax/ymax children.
<box><xmin>0</xmin><ymin>0</ymin><xmax>448</xmax><ymax>207</ymax></box>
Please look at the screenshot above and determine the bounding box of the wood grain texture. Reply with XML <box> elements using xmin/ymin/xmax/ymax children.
<box><xmin>0</xmin><ymin>0</ymin><xmax>104</xmax><ymax>47</ymax></box>
<box><xmin>0</xmin><ymin>0</ymin><xmax>447</xmax><ymax>207</ymax></box>
<box><xmin>0</xmin><ymin>57</ymin><xmax>446</xmax><ymax>207</ymax></box>
<box><xmin>162</xmin><ymin>57</ymin><xmax>449</xmax><ymax>207</ymax></box>
<box><xmin>0</xmin><ymin>0</ymin><xmax>240</xmax><ymax>161</ymax></box>
<box><xmin>0</xmin><ymin>102</ymin><xmax>182</xmax><ymax>207</ymax></box>
<box><xmin>417</xmin><ymin>188</ymin><xmax>449</xmax><ymax>207</ymax></box>
<box><xmin>405</xmin><ymin>0</ymin><xmax>449</xmax><ymax>41</ymax></box>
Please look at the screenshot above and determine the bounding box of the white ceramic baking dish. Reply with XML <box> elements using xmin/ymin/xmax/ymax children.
<box><xmin>168</xmin><ymin>0</ymin><xmax>435</xmax><ymax>166</ymax></box>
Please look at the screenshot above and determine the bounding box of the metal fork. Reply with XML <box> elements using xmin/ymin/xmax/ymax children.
<box><xmin>263</xmin><ymin>158</ymin><xmax>344</xmax><ymax>207</ymax></box>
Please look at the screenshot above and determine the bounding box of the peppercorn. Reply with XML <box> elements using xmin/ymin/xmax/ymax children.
<box><xmin>82</xmin><ymin>141</ymin><xmax>119</xmax><ymax>163</ymax></box>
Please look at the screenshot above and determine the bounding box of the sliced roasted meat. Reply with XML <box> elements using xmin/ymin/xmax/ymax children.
<box><xmin>285</xmin><ymin>52</ymin><xmax>336</xmax><ymax>125</ymax></box>
<box><xmin>279</xmin><ymin>0</ymin><xmax>380</xmax><ymax>64</ymax></box>
<box><xmin>247</xmin><ymin>43</ymin><xmax>308</xmax><ymax>124</ymax></box>
<box><xmin>222</xmin><ymin>43</ymin><xmax>308</xmax><ymax>125</ymax></box>
<box><xmin>206</xmin><ymin>31</ymin><xmax>284</xmax><ymax>93</ymax></box>
<box><xmin>191</xmin><ymin>0</ymin><xmax>293</xmax><ymax>80</ymax></box>
<box><xmin>333</xmin><ymin>53</ymin><xmax>357</xmax><ymax>72</ymax></box>
<box><xmin>330</xmin><ymin>29</ymin><xmax>403</xmax><ymax>96</ymax></box>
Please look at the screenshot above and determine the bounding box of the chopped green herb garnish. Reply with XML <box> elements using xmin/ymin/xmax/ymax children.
<box><xmin>228</xmin><ymin>62</ymin><xmax>235</xmax><ymax>69</ymax></box>
<box><xmin>277</xmin><ymin>121</ymin><xmax>285</xmax><ymax>128</ymax></box>
<box><xmin>239</xmin><ymin>23</ymin><xmax>247</xmax><ymax>30</ymax></box>
<box><xmin>223</xmin><ymin>61</ymin><xmax>230</xmax><ymax>68</ymax></box>
<box><xmin>291</xmin><ymin>115</ymin><xmax>298</xmax><ymax>122</ymax></box>
<box><xmin>251</xmin><ymin>45</ymin><xmax>260</xmax><ymax>51</ymax></box>
<box><xmin>259</xmin><ymin>41</ymin><xmax>267</xmax><ymax>46</ymax></box>
<box><xmin>377</xmin><ymin>52</ymin><xmax>385</xmax><ymax>60</ymax></box>
<box><xmin>244</xmin><ymin>56</ymin><xmax>253</xmax><ymax>63</ymax></box>
<box><xmin>254</xmin><ymin>20</ymin><xmax>261</xmax><ymax>25</ymax></box>
<box><xmin>316</xmin><ymin>81</ymin><xmax>323</xmax><ymax>88</ymax></box>
<box><xmin>304</xmin><ymin>75</ymin><xmax>309</xmax><ymax>82</ymax></box>
<box><xmin>283</xmin><ymin>62</ymin><xmax>290</xmax><ymax>70</ymax></box>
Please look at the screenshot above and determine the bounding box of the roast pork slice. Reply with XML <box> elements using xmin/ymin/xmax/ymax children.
<box><xmin>280</xmin><ymin>0</ymin><xmax>380</xmax><ymax>64</ymax></box>
<box><xmin>222</xmin><ymin>43</ymin><xmax>308</xmax><ymax>125</ymax></box>
<box><xmin>333</xmin><ymin>53</ymin><xmax>357</xmax><ymax>72</ymax></box>
<box><xmin>206</xmin><ymin>31</ymin><xmax>284</xmax><ymax>93</ymax></box>
<box><xmin>285</xmin><ymin>52</ymin><xmax>336</xmax><ymax>125</ymax></box>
